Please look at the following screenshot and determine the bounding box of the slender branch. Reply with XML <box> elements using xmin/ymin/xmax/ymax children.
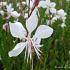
<box><xmin>28</xmin><ymin>0</ymin><xmax>30</xmax><ymax>17</ymax></box>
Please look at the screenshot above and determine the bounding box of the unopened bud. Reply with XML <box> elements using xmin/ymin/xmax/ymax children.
<box><xmin>2</xmin><ymin>23</ymin><xmax>9</xmax><ymax>32</ymax></box>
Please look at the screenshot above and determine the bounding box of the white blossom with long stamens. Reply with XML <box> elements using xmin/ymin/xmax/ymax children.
<box><xmin>38</xmin><ymin>0</ymin><xmax>56</xmax><ymax>14</ymax></box>
<box><xmin>8</xmin><ymin>8</ymin><xmax>53</xmax><ymax>61</ymax></box>
<box><xmin>6</xmin><ymin>4</ymin><xmax>20</xmax><ymax>18</ymax></box>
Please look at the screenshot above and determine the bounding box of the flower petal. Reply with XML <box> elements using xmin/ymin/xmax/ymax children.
<box><xmin>34</xmin><ymin>25</ymin><xmax>53</xmax><ymax>39</ymax></box>
<box><xmin>11</xmin><ymin>11</ymin><xmax>20</xmax><ymax>18</ymax></box>
<box><xmin>9</xmin><ymin>21</ymin><xmax>27</xmax><ymax>39</ymax></box>
<box><xmin>32</xmin><ymin>37</ymin><xmax>41</xmax><ymax>45</ymax></box>
<box><xmin>50</xmin><ymin>2</ymin><xmax>56</xmax><ymax>8</ymax></box>
<box><xmin>50</xmin><ymin>8</ymin><xmax>56</xmax><ymax>14</ymax></box>
<box><xmin>8</xmin><ymin>42</ymin><xmax>27</xmax><ymax>57</ymax></box>
<box><xmin>6</xmin><ymin>4</ymin><xmax>14</xmax><ymax>13</ymax></box>
<box><xmin>26</xmin><ymin>8</ymin><xmax>38</xmax><ymax>34</ymax></box>
<box><xmin>38</xmin><ymin>1</ymin><xmax>47</xmax><ymax>8</ymax></box>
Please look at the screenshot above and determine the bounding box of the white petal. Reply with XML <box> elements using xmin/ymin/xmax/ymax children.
<box><xmin>46</xmin><ymin>0</ymin><xmax>51</xmax><ymax>7</ymax></box>
<box><xmin>9</xmin><ymin>21</ymin><xmax>27</xmax><ymax>39</ymax></box>
<box><xmin>50</xmin><ymin>8</ymin><xmax>56</xmax><ymax>14</ymax></box>
<box><xmin>32</xmin><ymin>37</ymin><xmax>41</xmax><ymax>45</ymax></box>
<box><xmin>57</xmin><ymin>9</ymin><xmax>67</xmax><ymax>17</ymax></box>
<box><xmin>6</xmin><ymin>4</ymin><xmax>14</xmax><ymax>13</ymax></box>
<box><xmin>61</xmin><ymin>23</ymin><xmax>66</xmax><ymax>28</ymax></box>
<box><xmin>0</xmin><ymin>10</ymin><xmax>4</xmax><ymax>16</ymax></box>
<box><xmin>40</xmin><ymin>0</ymin><xmax>50</xmax><ymax>8</ymax></box>
<box><xmin>11</xmin><ymin>11</ymin><xmax>20</xmax><ymax>18</ymax></box>
<box><xmin>38</xmin><ymin>1</ymin><xmax>47</xmax><ymax>8</ymax></box>
<box><xmin>26</xmin><ymin>8</ymin><xmax>38</xmax><ymax>34</ymax></box>
<box><xmin>30</xmin><ymin>0</ymin><xmax>34</xmax><ymax>9</ymax></box>
<box><xmin>35</xmin><ymin>38</ymin><xmax>41</xmax><ymax>44</ymax></box>
<box><xmin>8</xmin><ymin>42</ymin><xmax>27</xmax><ymax>57</ymax></box>
<box><xmin>50</xmin><ymin>2</ymin><xmax>56</xmax><ymax>8</ymax></box>
<box><xmin>34</xmin><ymin>25</ymin><xmax>53</xmax><ymax>39</ymax></box>
<box><xmin>24</xmin><ymin>13</ymin><xmax>28</xmax><ymax>19</ymax></box>
<box><xmin>0</xmin><ymin>2</ymin><xmax>7</xmax><ymax>6</ymax></box>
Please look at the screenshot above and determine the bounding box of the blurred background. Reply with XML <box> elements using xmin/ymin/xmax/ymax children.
<box><xmin>0</xmin><ymin>0</ymin><xmax>70</xmax><ymax>70</ymax></box>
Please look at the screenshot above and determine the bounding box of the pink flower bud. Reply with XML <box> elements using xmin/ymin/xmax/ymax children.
<box><xmin>2</xmin><ymin>23</ymin><xmax>9</xmax><ymax>32</ymax></box>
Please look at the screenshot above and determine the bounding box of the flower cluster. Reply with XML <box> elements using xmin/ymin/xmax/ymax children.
<box><xmin>38</xmin><ymin>0</ymin><xmax>67</xmax><ymax>28</ymax></box>
<box><xmin>6</xmin><ymin>4</ymin><xmax>20</xmax><ymax>19</ymax></box>
<box><xmin>0</xmin><ymin>0</ymin><xmax>53</xmax><ymax>62</ymax></box>
<box><xmin>0</xmin><ymin>0</ymin><xmax>67</xmax><ymax>64</ymax></box>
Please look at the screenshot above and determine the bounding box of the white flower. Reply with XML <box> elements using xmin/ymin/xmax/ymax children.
<box><xmin>50</xmin><ymin>8</ymin><xmax>56</xmax><ymax>14</ymax></box>
<box><xmin>61</xmin><ymin>23</ymin><xmax>66</xmax><ymax>28</ymax></box>
<box><xmin>56</xmin><ymin>9</ymin><xmax>67</xmax><ymax>27</ymax></box>
<box><xmin>11</xmin><ymin>11</ymin><xmax>20</xmax><ymax>18</ymax></box>
<box><xmin>38</xmin><ymin>0</ymin><xmax>56</xmax><ymax>14</ymax></box>
<box><xmin>6</xmin><ymin>4</ymin><xmax>20</xmax><ymax>18</ymax></box>
<box><xmin>0</xmin><ymin>10</ymin><xmax>4</xmax><ymax>16</ymax></box>
<box><xmin>57</xmin><ymin>9</ymin><xmax>67</xmax><ymax>19</ymax></box>
<box><xmin>38</xmin><ymin>0</ymin><xmax>50</xmax><ymax>8</ymax></box>
<box><xmin>38</xmin><ymin>0</ymin><xmax>56</xmax><ymax>8</ymax></box>
<box><xmin>8</xmin><ymin>8</ymin><xmax>53</xmax><ymax>61</ymax></box>
<box><xmin>24</xmin><ymin>13</ymin><xmax>28</xmax><ymax>19</ymax></box>
<box><xmin>52</xmin><ymin>17</ymin><xmax>58</xmax><ymax>21</ymax></box>
<box><xmin>6</xmin><ymin>4</ymin><xmax>14</xmax><ymax>14</ymax></box>
<box><xmin>22</xmin><ymin>1</ymin><xmax>26</xmax><ymax>5</ymax></box>
<box><xmin>0</xmin><ymin>2</ymin><xmax>7</xmax><ymax>6</ymax></box>
<box><xmin>66</xmin><ymin>0</ymin><xmax>70</xmax><ymax>2</ymax></box>
<box><xmin>46</xmin><ymin>16</ymin><xmax>58</xmax><ymax>25</ymax></box>
<box><xmin>39</xmin><ymin>0</ymin><xmax>56</xmax><ymax>8</ymax></box>
<box><xmin>17</xmin><ymin>2</ymin><xmax>26</xmax><ymax>10</ymax></box>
